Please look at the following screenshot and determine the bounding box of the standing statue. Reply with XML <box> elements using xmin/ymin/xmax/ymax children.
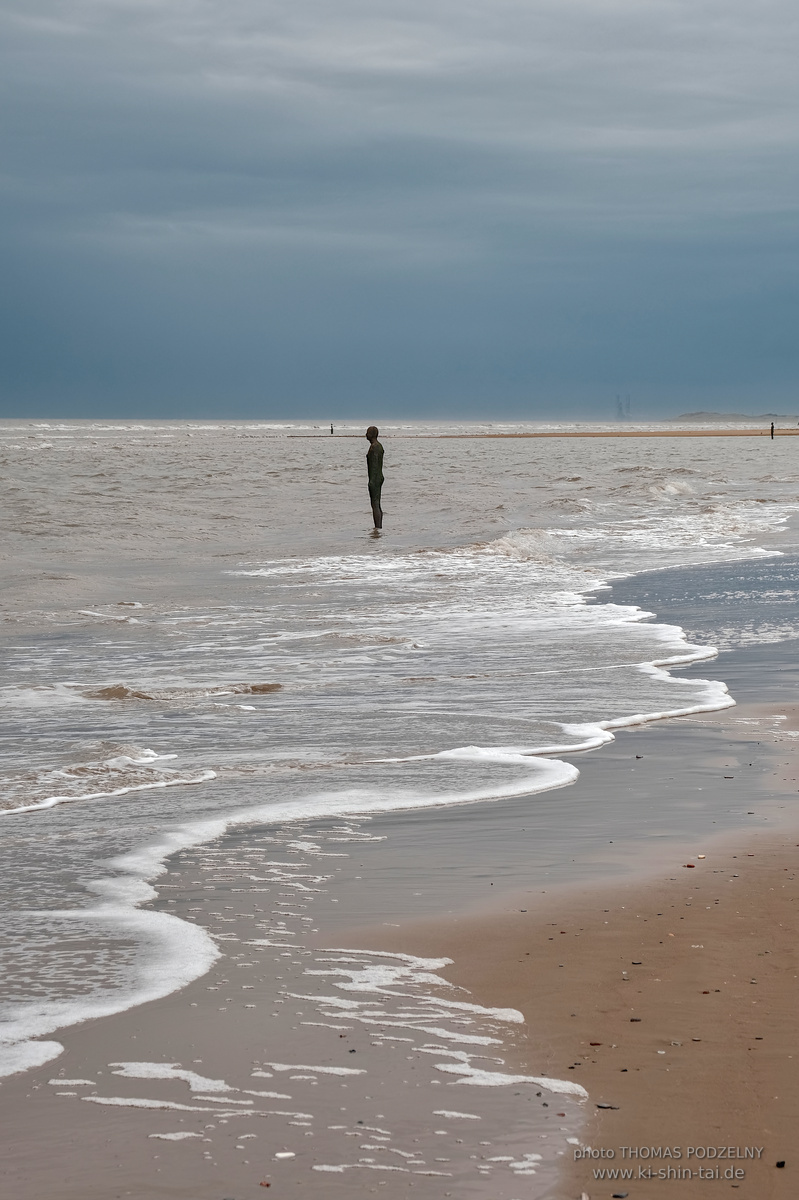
<box><xmin>365</xmin><ymin>426</ymin><xmax>384</xmax><ymax>530</ymax></box>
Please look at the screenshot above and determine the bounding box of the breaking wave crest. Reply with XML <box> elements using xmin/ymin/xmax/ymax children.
<box><xmin>0</xmin><ymin>746</ymin><xmax>216</xmax><ymax>815</ymax></box>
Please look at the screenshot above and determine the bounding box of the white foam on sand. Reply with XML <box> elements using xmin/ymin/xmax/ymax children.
<box><xmin>291</xmin><ymin>945</ymin><xmax>588</xmax><ymax>1124</ymax></box>
<box><xmin>432</xmin><ymin>1059</ymin><xmax>588</xmax><ymax>1096</ymax></box>
<box><xmin>0</xmin><ymin>1040</ymin><xmax>63</xmax><ymax>1079</ymax></box>
<box><xmin>309</xmin><ymin>949</ymin><xmax>525</xmax><ymax>1025</ymax></box>
<box><xmin>0</xmin><ymin>695</ymin><xmax>622</xmax><ymax>1083</ymax></box>
<box><xmin>0</xmin><ymin>909</ymin><xmax>219</xmax><ymax>1079</ymax></box>
<box><xmin>82</xmin><ymin>1097</ymin><xmax>221</xmax><ymax>1112</ymax></box>
<box><xmin>245</xmin><ymin>939</ymin><xmax>297</xmax><ymax>947</ymax></box>
<box><xmin>0</xmin><ymin>517</ymin><xmax>750</xmax><ymax>1087</ymax></box>
<box><xmin>264</xmin><ymin>1062</ymin><xmax>366</xmax><ymax>1076</ymax></box>
<box><xmin>313</xmin><ymin>1162</ymin><xmax>412</xmax><ymax>1174</ymax></box>
<box><xmin>110</xmin><ymin>1061</ymin><xmax>234</xmax><ymax>1093</ymax></box>
<box><xmin>433</xmin><ymin>1110</ymin><xmax>481</xmax><ymax>1119</ymax></box>
<box><xmin>149</xmin><ymin>1131</ymin><xmax>203</xmax><ymax>1140</ymax></box>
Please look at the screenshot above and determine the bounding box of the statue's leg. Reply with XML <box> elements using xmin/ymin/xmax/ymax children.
<box><xmin>370</xmin><ymin>485</ymin><xmax>383</xmax><ymax>529</ymax></box>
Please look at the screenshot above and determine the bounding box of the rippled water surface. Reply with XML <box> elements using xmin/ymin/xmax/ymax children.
<box><xmin>1</xmin><ymin>418</ymin><xmax>798</xmax><ymax>1127</ymax></box>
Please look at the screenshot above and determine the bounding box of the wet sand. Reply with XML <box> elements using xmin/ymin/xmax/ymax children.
<box><xmin>357</xmin><ymin>826</ymin><xmax>798</xmax><ymax>1200</ymax></box>
<box><xmin>1</xmin><ymin>684</ymin><xmax>797</xmax><ymax>1199</ymax></box>
<box><xmin>342</xmin><ymin>696</ymin><xmax>799</xmax><ymax>1199</ymax></box>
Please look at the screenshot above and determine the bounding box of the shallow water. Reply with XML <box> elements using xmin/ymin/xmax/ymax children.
<box><xmin>1</xmin><ymin>419</ymin><xmax>798</xmax><ymax>1155</ymax></box>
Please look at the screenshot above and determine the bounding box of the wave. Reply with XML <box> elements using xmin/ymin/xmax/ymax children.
<box><xmin>0</xmin><ymin>907</ymin><xmax>219</xmax><ymax>1078</ymax></box>
<box><xmin>0</xmin><ymin>637</ymin><xmax>735</xmax><ymax>1075</ymax></box>
<box><xmin>0</xmin><ymin>747</ymin><xmax>216</xmax><ymax>815</ymax></box>
<box><xmin>0</xmin><ymin>681</ymin><xmax>281</xmax><ymax>709</ymax></box>
<box><xmin>83</xmin><ymin>682</ymin><xmax>282</xmax><ymax>702</ymax></box>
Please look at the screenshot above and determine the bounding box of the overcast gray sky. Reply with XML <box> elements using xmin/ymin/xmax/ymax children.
<box><xmin>2</xmin><ymin>0</ymin><xmax>798</xmax><ymax>418</ymax></box>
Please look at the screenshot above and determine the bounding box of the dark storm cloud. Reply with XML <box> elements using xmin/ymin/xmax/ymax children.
<box><xmin>2</xmin><ymin>0</ymin><xmax>798</xmax><ymax>416</ymax></box>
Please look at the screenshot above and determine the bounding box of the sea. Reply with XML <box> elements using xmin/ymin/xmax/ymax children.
<box><xmin>1</xmin><ymin>417</ymin><xmax>798</xmax><ymax>1196</ymax></box>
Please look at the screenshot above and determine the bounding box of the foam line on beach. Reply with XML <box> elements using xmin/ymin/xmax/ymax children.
<box><xmin>282</xmin><ymin>945</ymin><xmax>568</xmax><ymax>1114</ymax></box>
<box><xmin>0</xmin><ymin>550</ymin><xmax>742</xmax><ymax>1084</ymax></box>
<box><xmin>0</xmin><ymin>907</ymin><xmax>219</xmax><ymax>1079</ymax></box>
<box><xmin>434</xmin><ymin>1061</ymin><xmax>589</xmax><ymax>1096</ymax></box>
<box><xmin>0</xmin><ymin>1039</ymin><xmax>64</xmax><ymax>1079</ymax></box>
<box><xmin>264</xmin><ymin>1062</ymin><xmax>366</xmax><ymax>1076</ymax></box>
<box><xmin>109</xmin><ymin>1062</ymin><xmax>233</xmax><ymax>1092</ymax></box>
<box><xmin>4</xmin><ymin>760</ymin><xmax>554</xmax><ymax>1076</ymax></box>
<box><xmin>102</xmin><ymin>753</ymin><xmax>579</xmax><ymax>906</ymax></box>
<box><xmin>0</xmin><ymin>643</ymin><xmax>732</xmax><ymax>1078</ymax></box>
<box><xmin>434</xmin><ymin>1109</ymin><xmax>481</xmax><ymax>1119</ymax></box>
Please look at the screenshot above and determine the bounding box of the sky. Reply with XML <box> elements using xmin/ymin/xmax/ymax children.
<box><xmin>2</xmin><ymin>0</ymin><xmax>798</xmax><ymax>419</ymax></box>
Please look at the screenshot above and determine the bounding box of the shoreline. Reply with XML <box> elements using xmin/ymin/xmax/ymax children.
<box><xmin>295</xmin><ymin>428</ymin><xmax>799</xmax><ymax>438</ymax></box>
<box><xmin>1</xmin><ymin>695</ymin><xmax>796</xmax><ymax>1198</ymax></box>
<box><xmin>337</xmin><ymin>694</ymin><xmax>799</xmax><ymax>1200</ymax></box>
<box><xmin>2</xmin><ymin>417</ymin><xmax>799</xmax><ymax>1199</ymax></box>
<box><xmin>348</xmin><ymin>824</ymin><xmax>798</xmax><ymax>1199</ymax></box>
<box><xmin>1</xmin><ymin>559</ymin><xmax>798</xmax><ymax>1198</ymax></box>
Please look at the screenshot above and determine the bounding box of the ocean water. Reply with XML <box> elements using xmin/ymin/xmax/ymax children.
<box><xmin>2</xmin><ymin>419</ymin><xmax>799</xmax><ymax>1193</ymax></box>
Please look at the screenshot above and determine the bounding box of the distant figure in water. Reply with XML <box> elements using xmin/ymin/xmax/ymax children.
<box><xmin>771</xmin><ymin>421</ymin><xmax>775</xmax><ymax>439</ymax></box>
<box><xmin>330</xmin><ymin>423</ymin><xmax>334</xmax><ymax>435</ymax></box>
<box><xmin>365</xmin><ymin>425</ymin><xmax>384</xmax><ymax>529</ymax></box>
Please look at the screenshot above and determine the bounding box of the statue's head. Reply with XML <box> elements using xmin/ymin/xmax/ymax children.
<box><xmin>366</xmin><ymin>426</ymin><xmax>379</xmax><ymax>442</ymax></box>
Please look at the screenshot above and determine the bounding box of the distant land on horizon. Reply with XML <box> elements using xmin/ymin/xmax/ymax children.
<box><xmin>672</xmin><ymin>411</ymin><xmax>799</xmax><ymax>422</ymax></box>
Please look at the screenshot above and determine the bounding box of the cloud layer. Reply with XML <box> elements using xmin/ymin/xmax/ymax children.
<box><xmin>2</xmin><ymin>0</ymin><xmax>798</xmax><ymax>416</ymax></box>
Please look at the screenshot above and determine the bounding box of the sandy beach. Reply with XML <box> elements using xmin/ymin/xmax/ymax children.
<box><xmin>2</xmin><ymin>422</ymin><xmax>799</xmax><ymax>1200</ymax></box>
<box><xmin>1</xmin><ymin>681</ymin><xmax>797</xmax><ymax>1199</ymax></box>
<box><xmin>361</xmin><ymin>826</ymin><xmax>798</xmax><ymax>1200</ymax></box>
<box><xmin>338</xmin><ymin>691</ymin><xmax>799</xmax><ymax>1200</ymax></box>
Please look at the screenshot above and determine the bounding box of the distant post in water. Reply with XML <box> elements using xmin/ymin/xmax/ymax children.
<box><xmin>365</xmin><ymin>426</ymin><xmax>384</xmax><ymax>529</ymax></box>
